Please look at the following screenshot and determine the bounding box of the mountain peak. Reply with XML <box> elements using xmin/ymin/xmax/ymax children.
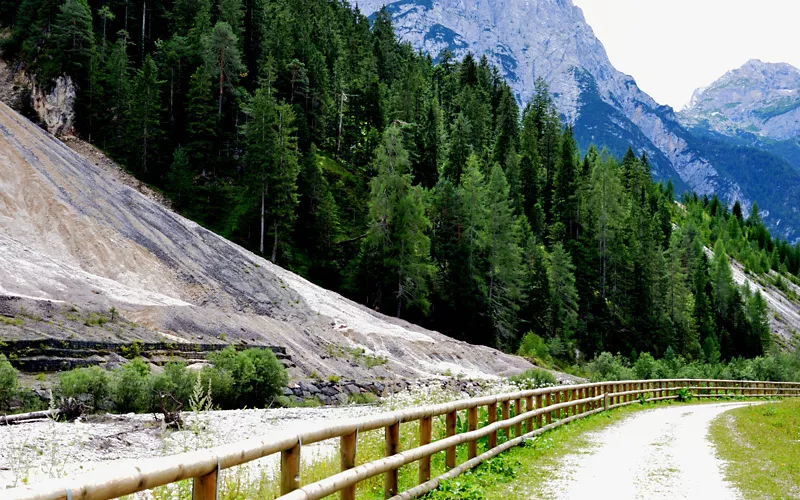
<box><xmin>680</xmin><ymin>59</ymin><xmax>800</xmax><ymax>141</ymax></box>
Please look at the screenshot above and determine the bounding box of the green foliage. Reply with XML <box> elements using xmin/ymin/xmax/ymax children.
<box><xmin>120</xmin><ymin>340</ymin><xmax>144</xmax><ymax>359</ymax></box>
<box><xmin>150</xmin><ymin>363</ymin><xmax>198</xmax><ymax>408</ymax></box>
<box><xmin>3</xmin><ymin>0</ymin><xmax>795</xmax><ymax>363</ymax></box>
<box><xmin>205</xmin><ymin>347</ymin><xmax>288</xmax><ymax>409</ymax></box>
<box><xmin>675</xmin><ymin>387</ymin><xmax>693</xmax><ymax>402</ymax></box>
<box><xmin>0</xmin><ymin>354</ymin><xmax>19</xmax><ymax>410</ymax></box>
<box><xmin>509</xmin><ymin>368</ymin><xmax>557</xmax><ymax>389</ymax></box>
<box><xmin>517</xmin><ymin>332</ymin><xmax>550</xmax><ymax>361</ymax></box>
<box><xmin>56</xmin><ymin>366</ymin><xmax>110</xmax><ymax>410</ymax></box>
<box><xmin>112</xmin><ymin>359</ymin><xmax>151</xmax><ymax>413</ymax></box>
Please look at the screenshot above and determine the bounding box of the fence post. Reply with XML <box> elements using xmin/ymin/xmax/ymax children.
<box><xmin>340</xmin><ymin>432</ymin><xmax>357</xmax><ymax>500</ymax></box>
<box><xmin>467</xmin><ymin>406</ymin><xmax>478</xmax><ymax>459</ymax></box>
<box><xmin>514</xmin><ymin>398</ymin><xmax>523</xmax><ymax>437</ymax></box>
<box><xmin>488</xmin><ymin>401</ymin><xmax>498</xmax><ymax>448</ymax></box>
<box><xmin>603</xmin><ymin>384</ymin><xmax>609</xmax><ymax>411</ymax></box>
<box><xmin>193</xmin><ymin>467</ymin><xmax>218</xmax><ymax>500</ymax></box>
<box><xmin>446</xmin><ymin>410</ymin><xmax>457</xmax><ymax>469</ymax></box>
<box><xmin>281</xmin><ymin>441</ymin><xmax>301</xmax><ymax>496</ymax></box>
<box><xmin>385</xmin><ymin>422</ymin><xmax>400</xmax><ymax>498</ymax></box>
<box><xmin>419</xmin><ymin>416</ymin><xmax>432</xmax><ymax>484</ymax></box>
<box><xmin>536</xmin><ymin>394</ymin><xmax>543</xmax><ymax>429</ymax></box>
<box><xmin>571</xmin><ymin>388</ymin><xmax>578</xmax><ymax>416</ymax></box>
<box><xmin>501</xmin><ymin>400</ymin><xmax>511</xmax><ymax>441</ymax></box>
<box><xmin>525</xmin><ymin>395</ymin><xmax>534</xmax><ymax>432</ymax></box>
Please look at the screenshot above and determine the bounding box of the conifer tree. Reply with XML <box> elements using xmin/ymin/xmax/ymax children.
<box><xmin>485</xmin><ymin>164</ymin><xmax>523</xmax><ymax>345</ymax></box>
<box><xmin>365</xmin><ymin>125</ymin><xmax>434</xmax><ymax>318</ymax></box>
<box><xmin>549</xmin><ymin>243</ymin><xmax>578</xmax><ymax>343</ymax></box>
<box><xmin>243</xmin><ymin>88</ymin><xmax>300</xmax><ymax>262</ymax></box>
<box><xmin>185</xmin><ymin>66</ymin><xmax>217</xmax><ymax>167</ymax></box>
<box><xmin>128</xmin><ymin>54</ymin><xmax>164</xmax><ymax>175</ymax></box>
<box><xmin>206</xmin><ymin>21</ymin><xmax>243</xmax><ymax>116</ymax></box>
<box><xmin>54</xmin><ymin>0</ymin><xmax>94</xmax><ymax>80</ymax></box>
<box><xmin>168</xmin><ymin>146</ymin><xmax>193</xmax><ymax>209</ymax></box>
<box><xmin>444</xmin><ymin>113</ymin><xmax>471</xmax><ymax>184</ymax></box>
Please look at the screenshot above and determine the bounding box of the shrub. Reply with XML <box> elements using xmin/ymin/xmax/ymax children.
<box><xmin>112</xmin><ymin>359</ymin><xmax>151</xmax><ymax>413</ymax></box>
<box><xmin>586</xmin><ymin>352</ymin><xmax>634</xmax><ymax>381</ymax></box>
<box><xmin>0</xmin><ymin>354</ymin><xmax>19</xmax><ymax>410</ymax></box>
<box><xmin>199</xmin><ymin>364</ymin><xmax>235</xmax><ymax>409</ymax></box>
<box><xmin>57</xmin><ymin>365</ymin><xmax>110</xmax><ymax>410</ymax></box>
<box><xmin>207</xmin><ymin>347</ymin><xmax>288</xmax><ymax>409</ymax></box>
<box><xmin>633</xmin><ymin>353</ymin><xmax>657</xmax><ymax>380</ymax></box>
<box><xmin>509</xmin><ymin>368</ymin><xmax>557</xmax><ymax>389</ymax></box>
<box><xmin>517</xmin><ymin>332</ymin><xmax>550</xmax><ymax>362</ymax></box>
<box><xmin>150</xmin><ymin>362</ymin><xmax>197</xmax><ymax>409</ymax></box>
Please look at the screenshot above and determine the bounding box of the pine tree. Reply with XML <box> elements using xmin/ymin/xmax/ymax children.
<box><xmin>549</xmin><ymin>243</ymin><xmax>578</xmax><ymax>343</ymax></box>
<box><xmin>444</xmin><ymin>113</ymin><xmax>471</xmax><ymax>184</ymax></box>
<box><xmin>218</xmin><ymin>0</ymin><xmax>244</xmax><ymax>40</ymax></box>
<box><xmin>485</xmin><ymin>164</ymin><xmax>523</xmax><ymax>346</ymax></box>
<box><xmin>53</xmin><ymin>0</ymin><xmax>94</xmax><ymax>80</ymax></box>
<box><xmin>185</xmin><ymin>66</ymin><xmax>217</xmax><ymax>167</ymax></box>
<box><xmin>553</xmin><ymin>125</ymin><xmax>578</xmax><ymax>240</ymax></box>
<box><xmin>365</xmin><ymin>125</ymin><xmax>434</xmax><ymax>318</ymax></box>
<box><xmin>168</xmin><ymin>146</ymin><xmax>193</xmax><ymax>209</ymax></box>
<box><xmin>206</xmin><ymin>21</ymin><xmax>244</xmax><ymax>116</ymax></box>
<box><xmin>243</xmin><ymin>87</ymin><xmax>300</xmax><ymax>262</ymax></box>
<box><xmin>128</xmin><ymin>54</ymin><xmax>164</xmax><ymax>176</ymax></box>
<box><xmin>103</xmin><ymin>31</ymin><xmax>132</xmax><ymax>153</ymax></box>
<box><xmin>415</xmin><ymin>97</ymin><xmax>443</xmax><ymax>188</ymax></box>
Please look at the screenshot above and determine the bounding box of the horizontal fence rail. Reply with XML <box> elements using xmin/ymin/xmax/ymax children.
<box><xmin>7</xmin><ymin>379</ymin><xmax>800</xmax><ymax>500</ymax></box>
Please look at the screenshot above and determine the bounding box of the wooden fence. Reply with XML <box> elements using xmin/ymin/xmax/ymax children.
<box><xmin>7</xmin><ymin>379</ymin><xmax>800</xmax><ymax>500</ymax></box>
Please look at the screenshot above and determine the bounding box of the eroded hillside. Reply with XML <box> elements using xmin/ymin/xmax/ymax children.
<box><xmin>0</xmin><ymin>102</ymin><xmax>531</xmax><ymax>380</ymax></box>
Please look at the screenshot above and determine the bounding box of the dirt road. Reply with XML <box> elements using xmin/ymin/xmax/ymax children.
<box><xmin>540</xmin><ymin>403</ymin><xmax>756</xmax><ymax>499</ymax></box>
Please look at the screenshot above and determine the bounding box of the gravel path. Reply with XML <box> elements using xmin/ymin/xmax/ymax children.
<box><xmin>541</xmin><ymin>403</ymin><xmax>757</xmax><ymax>499</ymax></box>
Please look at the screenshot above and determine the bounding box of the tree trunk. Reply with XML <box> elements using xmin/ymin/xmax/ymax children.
<box><xmin>260</xmin><ymin>185</ymin><xmax>265</xmax><ymax>254</ymax></box>
<box><xmin>271</xmin><ymin>222</ymin><xmax>279</xmax><ymax>263</ymax></box>
<box><xmin>141</xmin><ymin>0</ymin><xmax>146</xmax><ymax>64</ymax></box>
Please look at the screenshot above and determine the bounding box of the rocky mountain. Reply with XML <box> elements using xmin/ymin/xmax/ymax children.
<box><xmin>0</xmin><ymin>100</ymin><xmax>531</xmax><ymax>380</ymax></box>
<box><xmin>680</xmin><ymin>59</ymin><xmax>800</xmax><ymax>141</ymax></box>
<box><xmin>356</xmin><ymin>0</ymin><xmax>800</xmax><ymax>241</ymax></box>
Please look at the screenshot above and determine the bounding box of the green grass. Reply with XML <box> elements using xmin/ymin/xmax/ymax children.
<box><xmin>710</xmin><ymin>399</ymin><xmax>800</xmax><ymax>499</ymax></box>
<box><xmin>424</xmin><ymin>403</ymin><xmax>656</xmax><ymax>499</ymax></box>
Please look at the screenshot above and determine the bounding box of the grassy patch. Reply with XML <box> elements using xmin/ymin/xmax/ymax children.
<box><xmin>424</xmin><ymin>404</ymin><xmax>655</xmax><ymax>500</ymax></box>
<box><xmin>710</xmin><ymin>399</ymin><xmax>800</xmax><ymax>499</ymax></box>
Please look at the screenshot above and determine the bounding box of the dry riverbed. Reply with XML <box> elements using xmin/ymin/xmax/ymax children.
<box><xmin>0</xmin><ymin>405</ymin><xmax>384</xmax><ymax>491</ymax></box>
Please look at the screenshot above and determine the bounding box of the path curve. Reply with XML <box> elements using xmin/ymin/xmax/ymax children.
<box><xmin>541</xmin><ymin>402</ymin><xmax>757</xmax><ymax>499</ymax></box>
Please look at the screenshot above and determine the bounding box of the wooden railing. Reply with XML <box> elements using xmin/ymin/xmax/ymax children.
<box><xmin>7</xmin><ymin>379</ymin><xmax>800</xmax><ymax>500</ymax></box>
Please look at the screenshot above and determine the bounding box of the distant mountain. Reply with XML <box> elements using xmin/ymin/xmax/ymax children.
<box><xmin>356</xmin><ymin>0</ymin><xmax>800</xmax><ymax>242</ymax></box>
<box><xmin>680</xmin><ymin>59</ymin><xmax>800</xmax><ymax>141</ymax></box>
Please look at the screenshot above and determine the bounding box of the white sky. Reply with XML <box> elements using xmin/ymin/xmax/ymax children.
<box><xmin>572</xmin><ymin>0</ymin><xmax>800</xmax><ymax>110</ymax></box>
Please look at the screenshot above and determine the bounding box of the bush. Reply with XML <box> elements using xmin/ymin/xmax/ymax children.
<box><xmin>206</xmin><ymin>347</ymin><xmax>288</xmax><ymax>409</ymax></box>
<box><xmin>199</xmin><ymin>364</ymin><xmax>235</xmax><ymax>409</ymax></box>
<box><xmin>0</xmin><ymin>354</ymin><xmax>19</xmax><ymax>410</ymax></box>
<box><xmin>57</xmin><ymin>365</ymin><xmax>110</xmax><ymax>410</ymax></box>
<box><xmin>150</xmin><ymin>362</ymin><xmax>198</xmax><ymax>409</ymax></box>
<box><xmin>633</xmin><ymin>353</ymin><xmax>657</xmax><ymax>380</ymax></box>
<box><xmin>586</xmin><ymin>352</ymin><xmax>634</xmax><ymax>381</ymax></box>
<box><xmin>509</xmin><ymin>368</ymin><xmax>557</xmax><ymax>389</ymax></box>
<box><xmin>517</xmin><ymin>332</ymin><xmax>550</xmax><ymax>361</ymax></box>
<box><xmin>112</xmin><ymin>359</ymin><xmax>151</xmax><ymax>413</ymax></box>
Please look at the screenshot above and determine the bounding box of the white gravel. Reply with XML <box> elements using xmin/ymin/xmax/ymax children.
<box><xmin>541</xmin><ymin>403</ymin><xmax>757</xmax><ymax>500</ymax></box>
<box><xmin>0</xmin><ymin>405</ymin><xmax>384</xmax><ymax>491</ymax></box>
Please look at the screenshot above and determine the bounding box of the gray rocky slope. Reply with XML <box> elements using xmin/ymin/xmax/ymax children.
<box><xmin>0</xmin><ymin>101</ymin><xmax>532</xmax><ymax>380</ymax></box>
<box><xmin>355</xmin><ymin>0</ymin><xmax>800</xmax><ymax>239</ymax></box>
<box><xmin>679</xmin><ymin>59</ymin><xmax>800</xmax><ymax>141</ymax></box>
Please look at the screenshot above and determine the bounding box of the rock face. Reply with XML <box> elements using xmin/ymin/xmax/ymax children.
<box><xmin>0</xmin><ymin>101</ymin><xmax>532</xmax><ymax>380</ymax></box>
<box><xmin>356</xmin><ymin>0</ymin><xmax>800</xmax><ymax>241</ymax></box>
<box><xmin>679</xmin><ymin>60</ymin><xmax>800</xmax><ymax>141</ymax></box>
<box><xmin>30</xmin><ymin>75</ymin><xmax>76</xmax><ymax>137</ymax></box>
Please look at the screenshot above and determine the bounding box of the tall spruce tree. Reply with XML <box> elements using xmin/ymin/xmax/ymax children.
<box><xmin>364</xmin><ymin>125</ymin><xmax>434</xmax><ymax>318</ymax></box>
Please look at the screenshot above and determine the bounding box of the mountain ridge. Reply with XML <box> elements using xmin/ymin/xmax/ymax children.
<box><xmin>358</xmin><ymin>0</ymin><xmax>800</xmax><ymax>242</ymax></box>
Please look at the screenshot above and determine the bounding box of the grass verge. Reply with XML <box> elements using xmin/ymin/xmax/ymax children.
<box><xmin>709</xmin><ymin>399</ymin><xmax>800</xmax><ymax>499</ymax></box>
<box><xmin>422</xmin><ymin>403</ymin><xmax>658</xmax><ymax>500</ymax></box>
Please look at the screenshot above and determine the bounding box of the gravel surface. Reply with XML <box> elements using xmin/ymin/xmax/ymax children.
<box><xmin>0</xmin><ymin>405</ymin><xmax>384</xmax><ymax>491</ymax></box>
<box><xmin>541</xmin><ymin>402</ymin><xmax>758</xmax><ymax>500</ymax></box>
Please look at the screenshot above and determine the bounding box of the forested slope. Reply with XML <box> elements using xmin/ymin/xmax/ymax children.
<box><xmin>1</xmin><ymin>0</ymin><xmax>799</xmax><ymax>369</ymax></box>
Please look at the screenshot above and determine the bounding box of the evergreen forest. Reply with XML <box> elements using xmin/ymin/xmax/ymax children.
<box><xmin>3</xmin><ymin>0</ymin><xmax>800</xmax><ymax>369</ymax></box>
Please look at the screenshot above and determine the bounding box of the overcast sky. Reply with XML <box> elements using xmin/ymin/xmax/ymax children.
<box><xmin>572</xmin><ymin>0</ymin><xmax>800</xmax><ymax>110</ymax></box>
